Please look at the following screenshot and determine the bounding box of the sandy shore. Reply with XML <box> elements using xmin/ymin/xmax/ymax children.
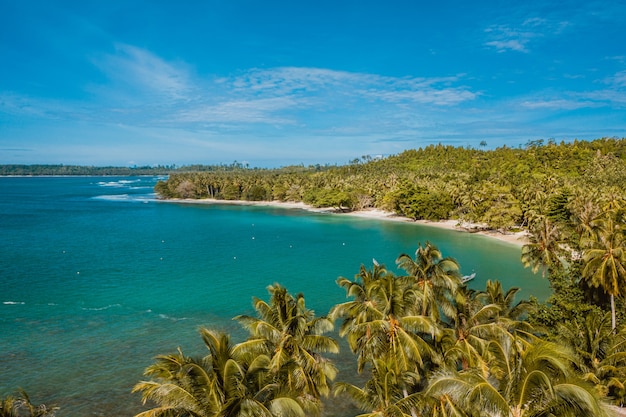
<box><xmin>166</xmin><ymin>198</ymin><xmax>530</xmax><ymax>247</ymax></box>
<box><xmin>334</xmin><ymin>209</ymin><xmax>528</xmax><ymax>246</ymax></box>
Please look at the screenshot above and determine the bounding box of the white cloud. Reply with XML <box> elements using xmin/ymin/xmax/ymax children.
<box><xmin>226</xmin><ymin>67</ymin><xmax>476</xmax><ymax>106</ymax></box>
<box><xmin>603</xmin><ymin>70</ymin><xmax>626</xmax><ymax>88</ymax></box>
<box><xmin>174</xmin><ymin>97</ymin><xmax>299</xmax><ymax>124</ymax></box>
<box><xmin>484</xmin><ymin>17</ymin><xmax>569</xmax><ymax>53</ymax></box>
<box><xmin>90</xmin><ymin>43</ymin><xmax>193</xmax><ymax>103</ymax></box>
<box><xmin>230</xmin><ymin>67</ymin><xmax>355</xmax><ymax>94</ymax></box>
<box><xmin>520</xmin><ymin>98</ymin><xmax>599</xmax><ymax>110</ymax></box>
<box><xmin>485</xmin><ymin>39</ymin><xmax>528</xmax><ymax>53</ymax></box>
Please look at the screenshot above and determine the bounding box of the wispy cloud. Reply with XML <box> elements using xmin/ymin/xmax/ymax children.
<box><xmin>603</xmin><ymin>70</ymin><xmax>626</xmax><ymax>88</ymax></box>
<box><xmin>2</xmin><ymin>47</ymin><xmax>478</xmax><ymax>140</ymax></box>
<box><xmin>90</xmin><ymin>43</ymin><xmax>193</xmax><ymax>103</ymax></box>
<box><xmin>520</xmin><ymin>97</ymin><xmax>600</xmax><ymax>110</ymax></box>
<box><xmin>174</xmin><ymin>97</ymin><xmax>299</xmax><ymax>125</ymax></box>
<box><xmin>88</xmin><ymin>48</ymin><xmax>478</xmax><ymax>128</ymax></box>
<box><xmin>2</xmin><ymin>41</ymin><xmax>622</xmax><ymax>166</ymax></box>
<box><xmin>516</xmin><ymin>69</ymin><xmax>626</xmax><ymax>110</ymax></box>
<box><xmin>227</xmin><ymin>67</ymin><xmax>476</xmax><ymax>106</ymax></box>
<box><xmin>484</xmin><ymin>17</ymin><xmax>569</xmax><ymax>53</ymax></box>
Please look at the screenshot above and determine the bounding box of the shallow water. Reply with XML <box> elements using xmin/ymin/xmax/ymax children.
<box><xmin>0</xmin><ymin>176</ymin><xmax>549</xmax><ymax>416</ymax></box>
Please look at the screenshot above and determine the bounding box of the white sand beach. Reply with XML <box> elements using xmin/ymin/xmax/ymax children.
<box><xmin>345</xmin><ymin>209</ymin><xmax>529</xmax><ymax>246</ymax></box>
<box><xmin>166</xmin><ymin>198</ymin><xmax>530</xmax><ymax>247</ymax></box>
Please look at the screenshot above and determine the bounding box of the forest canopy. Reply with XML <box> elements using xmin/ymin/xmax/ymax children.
<box><xmin>155</xmin><ymin>137</ymin><xmax>626</xmax><ymax>230</ymax></box>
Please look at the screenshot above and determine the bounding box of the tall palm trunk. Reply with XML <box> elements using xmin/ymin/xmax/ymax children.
<box><xmin>611</xmin><ymin>294</ymin><xmax>616</xmax><ymax>331</ymax></box>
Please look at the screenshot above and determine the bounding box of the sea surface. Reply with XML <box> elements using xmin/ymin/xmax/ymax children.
<box><xmin>0</xmin><ymin>176</ymin><xmax>550</xmax><ymax>416</ymax></box>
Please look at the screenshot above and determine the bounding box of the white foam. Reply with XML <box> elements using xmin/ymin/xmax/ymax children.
<box><xmin>93</xmin><ymin>194</ymin><xmax>131</xmax><ymax>201</ymax></box>
<box><xmin>3</xmin><ymin>301</ymin><xmax>25</xmax><ymax>305</ymax></box>
<box><xmin>81</xmin><ymin>304</ymin><xmax>121</xmax><ymax>311</ymax></box>
<box><xmin>93</xmin><ymin>193</ymin><xmax>156</xmax><ymax>203</ymax></box>
<box><xmin>97</xmin><ymin>179</ymin><xmax>141</xmax><ymax>188</ymax></box>
<box><xmin>158</xmin><ymin>313</ymin><xmax>188</xmax><ymax>321</ymax></box>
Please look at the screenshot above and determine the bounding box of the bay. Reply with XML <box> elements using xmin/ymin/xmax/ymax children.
<box><xmin>0</xmin><ymin>176</ymin><xmax>549</xmax><ymax>416</ymax></box>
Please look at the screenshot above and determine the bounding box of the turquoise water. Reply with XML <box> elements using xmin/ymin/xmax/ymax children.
<box><xmin>0</xmin><ymin>177</ymin><xmax>550</xmax><ymax>416</ymax></box>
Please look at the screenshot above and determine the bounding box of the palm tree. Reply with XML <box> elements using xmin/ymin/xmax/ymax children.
<box><xmin>133</xmin><ymin>328</ymin><xmax>311</xmax><ymax>417</ymax></box>
<box><xmin>426</xmin><ymin>337</ymin><xmax>612</xmax><ymax>417</ymax></box>
<box><xmin>331</xmin><ymin>265</ymin><xmax>440</xmax><ymax>376</ymax></box>
<box><xmin>0</xmin><ymin>391</ymin><xmax>57</xmax><ymax>417</ymax></box>
<box><xmin>396</xmin><ymin>242</ymin><xmax>462</xmax><ymax>322</ymax></box>
<box><xmin>480</xmin><ymin>280</ymin><xmax>536</xmax><ymax>325</ymax></box>
<box><xmin>521</xmin><ymin>216</ymin><xmax>565</xmax><ymax>276</ymax></box>
<box><xmin>234</xmin><ymin>284</ymin><xmax>339</xmax><ymax>401</ymax></box>
<box><xmin>331</xmin><ymin>261</ymin><xmax>444</xmax><ymax>417</ymax></box>
<box><xmin>440</xmin><ymin>281</ymin><xmax>535</xmax><ymax>377</ymax></box>
<box><xmin>333</xmin><ymin>356</ymin><xmax>423</xmax><ymax>417</ymax></box>
<box><xmin>582</xmin><ymin>212</ymin><xmax>626</xmax><ymax>330</ymax></box>
<box><xmin>556</xmin><ymin>309</ymin><xmax>626</xmax><ymax>405</ymax></box>
<box><xmin>330</xmin><ymin>261</ymin><xmax>390</xmax><ymax>371</ymax></box>
<box><xmin>440</xmin><ymin>285</ymin><xmax>500</xmax><ymax>376</ymax></box>
<box><xmin>570</xmin><ymin>196</ymin><xmax>601</xmax><ymax>247</ymax></box>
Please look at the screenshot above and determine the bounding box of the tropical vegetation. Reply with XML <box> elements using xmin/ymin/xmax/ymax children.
<box><xmin>3</xmin><ymin>137</ymin><xmax>626</xmax><ymax>416</ymax></box>
<box><xmin>0</xmin><ymin>390</ymin><xmax>57</xmax><ymax>417</ymax></box>
<box><xmin>154</xmin><ymin>138</ymin><xmax>625</xmax><ymax>228</ymax></box>
<box><xmin>131</xmin><ymin>241</ymin><xmax>623</xmax><ymax>417</ymax></box>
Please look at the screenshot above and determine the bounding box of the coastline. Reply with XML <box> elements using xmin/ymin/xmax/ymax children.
<box><xmin>164</xmin><ymin>198</ymin><xmax>530</xmax><ymax>247</ymax></box>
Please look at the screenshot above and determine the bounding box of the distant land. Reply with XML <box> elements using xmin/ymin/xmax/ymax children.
<box><xmin>0</xmin><ymin>162</ymin><xmax>280</xmax><ymax>176</ymax></box>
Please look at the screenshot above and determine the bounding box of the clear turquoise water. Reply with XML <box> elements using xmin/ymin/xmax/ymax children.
<box><xmin>0</xmin><ymin>176</ymin><xmax>550</xmax><ymax>416</ymax></box>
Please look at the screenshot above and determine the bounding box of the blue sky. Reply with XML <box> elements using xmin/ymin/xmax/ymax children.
<box><xmin>1</xmin><ymin>1</ymin><xmax>625</xmax><ymax>167</ymax></box>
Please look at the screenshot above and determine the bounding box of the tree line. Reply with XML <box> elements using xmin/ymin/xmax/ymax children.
<box><xmin>0</xmin><ymin>162</ymin><xmax>286</xmax><ymax>176</ymax></box>
<box><xmin>155</xmin><ymin>137</ymin><xmax>626</xmax><ymax>231</ymax></box>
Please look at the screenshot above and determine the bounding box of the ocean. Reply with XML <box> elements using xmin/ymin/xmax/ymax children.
<box><xmin>0</xmin><ymin>176</ymin><xmax>550</xmax><ymax>416</ymax></box>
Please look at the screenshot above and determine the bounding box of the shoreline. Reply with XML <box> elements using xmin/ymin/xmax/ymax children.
<box><xmin>164</xmin><ymin>198</ymin><xmax>530</xmax><ymax>247</ymax></box>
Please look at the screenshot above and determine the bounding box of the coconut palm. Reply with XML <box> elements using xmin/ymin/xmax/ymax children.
<box><xmin>480</xmin><ymin>280</ymin><xmax>536</xmax><ymax>333</ymax></box>
<box><xmin>331</xmin><ymin>262</ymin><xmax>444</xmax><ymax>417</ymax></box>
<box><xmin>331</xmin><ymin>261</ymin><xmax>389</xmax><ymax>334</ymax></box>
<box><xmin>330</xmin><ymin>261</ymin><xmax>391</xmax><ymax>371</ymax></box>
<box><xmin>570</xmin><ymin>196</ymin><xmax>602</xmax><ymax>247</ymax></box>
<box><xmin>333</xmin><ymin>356</ymin><xmax>423</xmax><ymax>417</ymax></box>
<box><xmin>440</xmin><ymin>281</ymin><xmax>536</xmax><ymax>378</ymax></box>
<box><xmin>332</xmin><ymin>266</ymin><xmax>440</xmax><ymax>376</ymax></box>
<box><xmin>396</xmin><ymin>242</ymin><xmax>463</xmax><ymax>322</ymax></box>
<box><xmin>439</xmin><ymin>285</ymin><xmax>500</xmax><ymax>376</ymax></box>
<box><xmin>0</xmin><ymin>395</ymin><xmax>19</xmax><ymax>417</ymax></box>
<box><xmin>133</xmin><ymin>349</ymin><xmax>216</xmax><ymax>417</ymax></box>
<box><xmin>582</xmin><ymin>212</ymin><xmax>626</xmax><ymax>330</ymax></box>
<box><xmin>133</xmin><ymin>328</ymin><xmax>310</xmax><ymax>417</ymax></box>
<box><xmin>234</xmin><ymin>284</ymin><xmax>339</xmax><ymax>400</ymax></box>
<box><xmin>426</xmin><ymin>337</ymin><xmax>612</xmax><ymax>417</ymax></box>
<box><xmin>0</xmin><ymin>391</ymin><xmax>57</xmax><ymax>417</ymax></box>
<box><xmin>560</xmin><ymin>310</ymin><xmax>614</xmax><ymax>376</ymax></box>
<box><xmin>521</xmin><ymin>216</ymin><xmax>565</xmax><ymax>276</ymax></box>
<box><xmin>558</xmin><ymin>309</ymin><xmax>626</xmax><ymax>406</ymax></box>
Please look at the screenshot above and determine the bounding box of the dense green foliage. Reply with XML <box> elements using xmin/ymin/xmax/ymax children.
<box><xmin>155</xmin><ymin>138</ymin><xmax>626</xmax><ymax>227</ymax></box>
<box><xmin>131</xmin><ymin>242</ymin><xmax>624</xmax><ymax>417</ymax></box>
